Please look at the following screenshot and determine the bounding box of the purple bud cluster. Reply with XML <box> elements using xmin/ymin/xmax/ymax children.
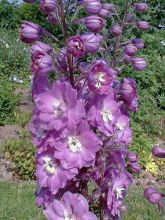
<box><xmin>20</xmin><ymin>1</ymin><xmax>152</xmax><ymax>219</ymax></box>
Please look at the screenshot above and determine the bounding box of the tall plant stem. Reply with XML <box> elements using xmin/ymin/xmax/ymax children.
<box><xmin>111</xmin><ymin>1</ymin><xmax>130</xmax><ymax>68</ymax></box>
<box><xmin>60</xmin><ymin>0</ymin><xmax>75</xmax><ymax>87</ymax></box>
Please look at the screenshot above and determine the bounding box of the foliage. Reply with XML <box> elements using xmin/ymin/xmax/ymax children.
<box><xmin>3</xmin><ymin>130</ymin><xmax>35</xmax><ymax>180</ymax></box>
<box><xmin>123</xmin><ymin>29</ymin><xmax>165</xmax><ymax>171</ymax></box>
<box><xmin>0</xmin><ymin>76</ymin><xmax>20</xmax><ymax>125</ymax></box>
<box><xmin>0</xmin><ymin>28</ymin><xmax>30</xmax><ymax>79</ymax></box>
<box><xmin>14</xmin><ymin>111</ymin><xmax>31</xmax><ymax>128</ymax></box>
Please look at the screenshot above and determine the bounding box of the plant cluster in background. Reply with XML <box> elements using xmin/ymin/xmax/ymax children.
<box><xmin>3</xmin><ymin>130</ymin><xmax>35</xmax><ymax>180</ymax></box>
<box><xmin>0</xmin><ymin>76</ymin><xmax>20</xmax><ymax>125</ymax></box>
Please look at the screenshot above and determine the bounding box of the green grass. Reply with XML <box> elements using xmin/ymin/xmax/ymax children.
<box><xmin>0</xmin><ymin>182</ymin><xmax>164</xmax><ymax>220</ymax></box>
<box><xmin>0</xmin><ymin>182</ymin><xmax>44</xmax><ymax>220</ymax></box>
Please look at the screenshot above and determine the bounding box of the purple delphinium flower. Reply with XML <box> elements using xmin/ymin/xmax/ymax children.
<box><xmin>118</xmin><ymin>78</ymin><xmax>138</xmax><ymax>112</ymax></box>
<box><xmin>106</xmin><ymin>171</ymin><xmax>132</xmax><ymax>218</ymax></box>
<box><xmin>87</xmin><ymin>93</ymin><xmax>119</xmax><ymax>136</ymax></box>
<box><xmin>35</xmin><ymin>185</ymin><xmax>54</xmax><ymax>208</ymax></box>
<box><xmin>32</xmin><ymin>74</ymin><xmax>51</xmax><ymax>99</ymax></box>
<box><xmin>29</xmin><ymin>112</ymin><xmax>49</xmax><ymax>148</ymax></box>
<box><xmin>31</xmin><ymin>51</ymin><xmax>53</xmax><ymax>75</ymax></box>
<box><xmin>20</xmin><ymin>21</ymin><xmax>42</xmax><ymax>43</ymax></box>
<box><xmin>44</xmin><ymin>191</ymin><xmax>97</xmax><ymax>220</ymax></box>
<box><xmin>19</xmin><ymin>0</ymin><xmax>151</xmax><ymax>218</ymax></box>
<box><xmin>114</xmin><ymin>112</ymin><xmax>132</xmax><ymax>145</ymax></box>
<box><xmin>36</xmin><ymin>150</ymin><xmax>78</xmax><ymax>194</ymax></box>
<box><xmin>67</xmin><ymin>35</ymin><xmax>85</xmax><ymax>58</ymax></box>
<box><xmin>88</xmin><ymin>59</ymin><xmax>117</xmax><ymax>94</ymax></box>
<box><xmin>34</xmin><ymin>80</ymin><xmax>85</xmax><ymax>131</ymax></box>
<box><xmin>53</xmin><ymin>120</ymin><xmax>102</xmax><ymax>169</ymax></box>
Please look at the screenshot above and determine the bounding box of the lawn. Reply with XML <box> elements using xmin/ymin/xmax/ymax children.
<box><xmin>0</xmin><ymin>182</ymin><xmax>163</xmax><ymax>220</ymax></box>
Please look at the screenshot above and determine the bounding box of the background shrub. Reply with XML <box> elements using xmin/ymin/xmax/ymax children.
<box><xmin>3</xmin><ymin>130</ymin><xmax>35</xmax><ymax>180</ymax></box>
<box><xmin>0</xmin><ymin>76</ymin><xmax>20</xmax><ymax>125</ymax></box>
<box><xmin>0</xmin><ymin>29</ymin><xmax>30</xmax><ymax>79</ymax></box>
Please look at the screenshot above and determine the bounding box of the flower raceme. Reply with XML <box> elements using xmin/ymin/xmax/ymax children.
<box><xmin>20</xmin><ymin>0</ymin><xmax>151</xmax><ymax>219</ymax></box>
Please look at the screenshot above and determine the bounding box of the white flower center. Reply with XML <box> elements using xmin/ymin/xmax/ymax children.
<box><xmin>74</xmin><ymin>41</ymin><xmax>83</xmax><ymax>50</ymax></box>
<box><xmin>67</xmin><ymin>136</ymin><xmax>82</xmax><ymax>153</ymax></box>
<box><xmin>43</xmin><ymin>156</ymin><xmax>56</xmax><ymax>174</ymax></box>
<box><xmin>95</xmin><ymin>82</ymin><xmax>102</xmax><ymax>88</ymax></box>
<box><xmin>95</xmin><ymin>72</ymin><xmax>105</xmax><ymax>89</ymax></box>
<box><xmin>64</xmin><ymin>210</ymin><xmax>75</xmax><ymax>220</ymax></box>
<box><xmin>115</xmin><ymin>187</ymin><xmax>125</xmax><ymax>199</ymax></box>
<box><xmin>97</xmin><ymin>72</ymin><xmax>105</xmax><ymax>83</ymax></box>
<box><xmin>101</xmin><ymin>110</ymin><xmax>113</xmax><ymax>123</ymax></box>
<box><xmin>116</xmin><ymin>122</ymin><xmax>124</xmax><ymax>130</ymax></box>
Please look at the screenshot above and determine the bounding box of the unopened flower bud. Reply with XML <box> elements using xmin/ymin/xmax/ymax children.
<box><xmin>127</xmin><ymin>152</ymin><xmax>138</xmax><ymax>163</ymax></box>
<box><xmin>134</xmin><ymin>3</ymin><xmax>148</xmax><ymax>13</ymax></box>
<box><xmin>102</xmin><ymin>3</ymin><xmax>115</xmax><ymax>11</ymax></box>
<box><xmin>30</xmin><ymin>42</ymin><xmax>52</xmax><ymax>54</ymax></box>
<box><xmin>131</xmin><ymin>57</ymin><xmax>147</xmax><ymax>71</ymax></box>
<box><xmin>40</xmin><ymin>0</ymin><xmax>57</xmax><ymax>14</ymax></box>
<box><xmin>132</xmin><ymin>38</ymin><xmax>144</xmax><ymax>49</ymax></box>
<box><xmin>125</xmin><ymin>44</ymin><xmax>137</xmax><ymax>56</ymax></box>
<box><xmin>84</xmin><ymin>15</ymin><xmax>106</xmax><ymax>33</ymax></box>
<box><xmin>144</xmin><ymin>187</ymin><xmax>162</xmax><ymax>204</ymax></box>
<box><xmin>137</xmin><ymin>21</ymin><xmax>150</xmax><ymax>31</ymax></box>
<box><xmin>129</xmin><ymin>162</ymin><xmax>140</xmax><ymax>173</ymax></box>
<box><xmin>82</xmin><ymin>33</ymin><xmax>101</xmax><ymax>53</ymax></box>
<box><xmin>67</xmin><ymin>35</ymin><xmax>84</xmax><ymax>57</ymax></box>
<box><xmin>48</xmin><ymin>14</ymin><xmax>58</xmax><ymax>25</ymax></box>
<box><xmin>20</xmin><ymin>21</ymin><xmax>42</xmax><ymax>43</ymax></box>
<box><xmin>84</xmin><ymin>0</ymin><xmax>102</xmax><ymax>14</ymax></box>
<box><xmin>99</xmin><ymin>8</ymin><xmax>110</xmax><ymax>17</ymax></box>
<box><xmin>110</xmin><ymin>25</ymin><xmax>122</xmax><ymax>37</ymax></box>
<box><xmin>123</xmin><ymin>54</ymin><xmax>132</xmax><ymax>63</ymax></box>
<box><xmin>152</xmin><ymin>145</ymin><xmax>165</xmax><ymax>158</ymax></box>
